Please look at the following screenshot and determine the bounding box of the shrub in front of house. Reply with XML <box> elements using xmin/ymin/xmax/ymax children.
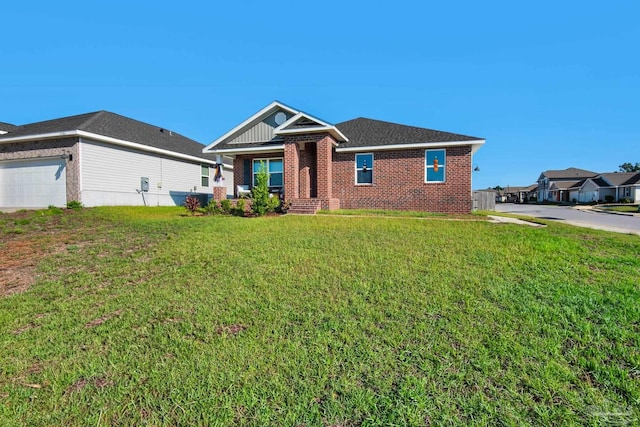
<box><xmin>184</xmin><ymin>196</ymin><xmax>200</xmax><ymax>215</ymax></box>
<box><xmin>203</xmin><ymin>200</ymin><xmax>223</xmax><ymax>215</ymax></box>
<box><xmin>220</xmin><ymin>199</ymin><xmax>232</xmax><ymax>214</ymax></box>
<box><xmin>232</xmin><ymin>199</ymin><xmax>246</xmax><ymax>216</ymax></box>
<box><xmin>67</xmin><ymin>201</ymin><xmax>83</xmax><ymax>210</ymax></box>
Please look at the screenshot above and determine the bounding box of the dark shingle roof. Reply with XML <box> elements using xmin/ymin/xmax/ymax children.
<box><xmin>0</xmin><ymin>111</ymin><xmax>219</xmax><ymax>163</ymax></box>
<box><xmin>335</xmin><ymin>117</ymin><xmax>483</xmax><ymax>148</ymax></box>
<box><xmin>554</xmin><ymin>180</ymin><xmax>582</xmax><ymax>190</ymax></box>
<box><xmin>600</xmin><ymin>172</ymin><xmax>639</xmax><ymax>186</ymax></box>
<box><xmin>0</xmin><ymin>121</ymin><xmax>17</xmax><ymax>132</ymax></box>
<box><xmin>622</xmin><ymin>172</ymin><xmax>640</xmax><ymax>185</ymax></box>
<box><xmin>568</xmin><ymin>179</ymin><xmax>588</xmax><ymax>189</ymax></box>
<box><xmin>541</xmin><ymin>167</ymin><xmax>598</xmax><ymax>179</ymax></box>
<box><xmin>592</xmin><ymin>177</ymin><xmax>610</xmax><ymax>187</ymax></box>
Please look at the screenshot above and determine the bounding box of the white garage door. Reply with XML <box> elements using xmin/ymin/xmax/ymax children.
<box><xmin>0</xmin><ymin>158</ymin><xmax>67</xmax><ymax>208</ymax></box>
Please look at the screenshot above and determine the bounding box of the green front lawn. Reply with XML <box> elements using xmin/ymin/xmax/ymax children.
<box><xmin>601</xmin><ymin>205</ymin><xmax>639</xmax><ymax>213</ymax></box>
<box><xmin>1</xmin><ymin>207</ymin><xmax>638</xmax><ymax>425</ymax></box>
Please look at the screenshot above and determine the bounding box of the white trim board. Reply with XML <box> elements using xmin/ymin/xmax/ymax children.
<box><xmin>336</xmin><ymin>140</ymin><xmax>485</xmax><ymax>153</ymax></box>
<box><xmin>0</xmin><ymin>130</ymin><xmax>221</xmax><ymax>166</ymax></box>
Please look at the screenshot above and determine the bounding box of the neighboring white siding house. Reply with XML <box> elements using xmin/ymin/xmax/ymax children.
<box><xmin>79</xmin><ymin>139</ymin><xmax>231</xmax><ymax>207</ymax></box>
<box><xmin>620</xmin><ymin>185</ymin><xmax>640</xmax><ymax>202</ymax></box>
<box><xmin>0</xmin><ymin>111</ymin><xmax>233</xmax><ymax>209</ymax></box>
<box><xmin>572</xmin><ymin>179</ymin><xmax>600</xmax><ymax>203</ymax></box>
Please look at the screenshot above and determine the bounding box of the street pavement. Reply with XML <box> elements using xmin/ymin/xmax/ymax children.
<box><xmin>495</xmin><ymin>203</ymin><xmax>640</xmax><ymax>235</ymax></box>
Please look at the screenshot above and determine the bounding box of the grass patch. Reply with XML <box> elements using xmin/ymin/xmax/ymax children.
<box><xmin>601</xmin><ymin>205</ymin><xmax>639</xmax><ymax>213</ymax></box>
<box><xmin>0</xmin><ymin>207</ymin><xmax>639</xmax><ymax>425</ymax></box>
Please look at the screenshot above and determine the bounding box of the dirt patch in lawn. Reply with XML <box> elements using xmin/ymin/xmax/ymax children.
<box><xmin>0</xmin><ymin>239</ymin><xmax>41</xmax><ymax>295</ymax></box>
<box><xmin>65</xmin><ymin>376</ymin><xmax>114</xmax><ymax>395</ymax></box>
<box><xmin>85</xmin><ymin>309</ymin><xmax>124</xmax><ymax>328</ymax></box>
<box><xmin>0</xmin><ymin>210</ymin><xmax>84</xmax><ymax>296</ymax></box>
<box><xmin>216</xmin><ymin>324</ymin><xmax>247</xmax><ymax>336</ymax></box>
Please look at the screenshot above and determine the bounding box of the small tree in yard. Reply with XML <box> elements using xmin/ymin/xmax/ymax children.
<box><xmin>251</xmin><ymin>162</ymin><xmax>271</xmax><ymax>216</ymax></box>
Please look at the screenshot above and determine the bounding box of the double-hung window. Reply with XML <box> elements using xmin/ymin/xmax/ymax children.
<box><xmin>355</xmin><ymin>153</ymin><xmax>373</xmax><ymax>184</ymax></box>
<box><xmin>201</xmin><ymin>165</ymin><xmax>210</xmax><ymax>187</ymax></box>
<box><xmin>253</xmin><ymin>158</ymin><xmax>283</xmax><ymax>188</ymax></box>
<box><xmin>425</xmin><ymin>149</ymin><xmax>446</xmax><ymax>183</ymax></box>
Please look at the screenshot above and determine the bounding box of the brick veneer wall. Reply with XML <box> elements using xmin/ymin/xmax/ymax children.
<box><xmin>332</xmin><ymin>146</ymin><xmax>473</xmax><ymax>214</ymax></box>
<box><xmin>316</xmin><ymin>135</ymin><xmax>335</xmax><ymax>199</ymax></box>
<box><xmin>298</xmin><ymin>142</ymin><xmax>316</xmax><ymax>198</ymax></box>
<box><xmin>0</xmin><ymin>137</ymin><xmax>80</xmax><ymax>202</ymax></box>
<box><xmin>283</xmin><ymin>143</ymin><xmax>300</xmax><ymax>200</ymax></box>
<box><xmin>233</xmin><ymin>152</ymin><xmax>286</xmax><ymax>196</ymax></box>
<box><xmin>233</xmin><ymin>156</ymin><xmax>245</xmax><ymax>194</ymax></box>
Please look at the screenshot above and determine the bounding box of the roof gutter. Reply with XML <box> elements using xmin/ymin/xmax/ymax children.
<box><xmin>0</xmin><ymin>130</ymin><xmax>226</xmax><ymax>166</ymax></box>
<box><xmin>335</xmin><ymin>139</ymin><xmax>485</xmax><ymax>153</ymax></box>
<box><xmin>0</xmin><ymin>130</ymin><xmax>79</xmax><ymax>143</ymax></box>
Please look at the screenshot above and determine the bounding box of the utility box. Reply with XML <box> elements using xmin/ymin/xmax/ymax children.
<box><xmin>141</xmin><ymin>177</ymin><xmax>149</xmax><ymax>192</ymax></box>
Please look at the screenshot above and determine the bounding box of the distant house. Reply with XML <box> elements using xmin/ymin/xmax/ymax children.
<box><xmin>203</xmin><ymin>101</ymin><xmax>485</xmax><ymax>214</ymax></box>
<box><xmin>620</xmin><ymin>173</ymin><xmax>640</xmax><ymax>202</ymax></box>
<box><xmin>0</xmin><ymin>111</ymin><xmax>233</xmax><ymax>208</ymax></box>
<box><xmin>568</xmin><ymin>172</ymin><xmax>640</xmax><ymax>203</ymax></box>
<box><xmin>502</xmin><ymin>184</ymin><xmax>538</xmax><ymax>203</ymax></box>
<box><xmin>537</xmin><ymin>168</ymin><xmax>597</xmax><ymax>202</ymax></box>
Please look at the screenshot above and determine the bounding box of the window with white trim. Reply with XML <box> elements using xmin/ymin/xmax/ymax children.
<box><xmin>425</xmin><ymin>149</ymin><xmax>446</xmax><ymax>183</ymax></box>
<box><xmin>253</xmin><ymin>158</ymin><xmax>283</xmax><ymax>188</ymax></box>
<box><xmin>201</xmin><ymin>165</ymin><xmax>210</xmax><ymax>187</ymax></box>
<box><xmin>355</xmin><ymin>153</ymin><xmax>373</xmax><ymax>184</ymax></box>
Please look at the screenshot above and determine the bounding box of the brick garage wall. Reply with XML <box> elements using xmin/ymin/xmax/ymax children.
<box><xmin>0</xmin><ymin>137</ymin><xmax>80</xmax><ymax>202</ymax></box>
<box><xmin>332</xmin><ymin>146</ymin><xmax>473</xmax><ymax>214</ymax></box>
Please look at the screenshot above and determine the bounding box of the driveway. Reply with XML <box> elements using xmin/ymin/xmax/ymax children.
<box><xmin>495</xmin><ymin>204</ymin><xmax>640</xmax><ymax>235</ymax></box>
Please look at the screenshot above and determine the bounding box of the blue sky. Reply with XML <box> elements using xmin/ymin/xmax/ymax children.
<box><xmin>2</xmin><ymin>1</ymin><xmax>638</xmax><ymax>189</ymax></box>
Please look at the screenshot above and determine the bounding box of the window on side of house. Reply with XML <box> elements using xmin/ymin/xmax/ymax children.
<box><xmin>201</xmin><ymin>165</ymin><xmax>210</xmax><ymax>187</ymax></box>
<box><xmin>252</xmin><ymin>158</ymin><xmax>284</xmax><ymax>188</ymax></box>
<box><xmin>355</xmin><ymin>153</ymin><xmax>373</xmax><ymax>185</ymax></box>
<box><xmin>425</xmin><ymin>149</ymin><xmax>446</xmax><ymax>183</ymax></box>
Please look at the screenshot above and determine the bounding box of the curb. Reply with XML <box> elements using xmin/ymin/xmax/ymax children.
<box><xmin>591</xmin><ymin>207</ymin><xmax>640</xmax><ymax>217</ymax></box>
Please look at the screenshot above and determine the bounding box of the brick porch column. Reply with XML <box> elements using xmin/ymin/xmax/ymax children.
<box><xmin>284</xmin><ymin>142</ymin><xmax>300</xmax><ymax>200</ymax></box>
<box><xmin>316</xmin><ymin>135</ymin><xmax>335</xmax><ymax>199</ymax></box>
<box><xmin>299</xmin><ymin>167</ymin><xmax>310</xmax><ymax>198</ymax></box>
<box><xmin>213</xmin><ymin>186</ymin><xmax>226</xmax><ymax>202</ymax></box>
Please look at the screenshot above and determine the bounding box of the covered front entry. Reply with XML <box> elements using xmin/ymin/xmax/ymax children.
<box><xmin>283</xmin><ymin>135</ymin><xmax>340</xmax><ymax>212</ymax></box>
<box><xmin>0</xmin><ymin>158</ymin><xmax>67</xmax><ymax>208</ymax></box>
<box><xmin>205</xmin><ymin>101</ymin><xmax>348</xmax><ymax>213</ymax></box>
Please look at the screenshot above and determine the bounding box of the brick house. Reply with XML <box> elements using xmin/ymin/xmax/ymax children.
<box><xmin>203</xmin><ymin>101</ymin><xmax>485</xmax><ymax>214</ymax></box>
